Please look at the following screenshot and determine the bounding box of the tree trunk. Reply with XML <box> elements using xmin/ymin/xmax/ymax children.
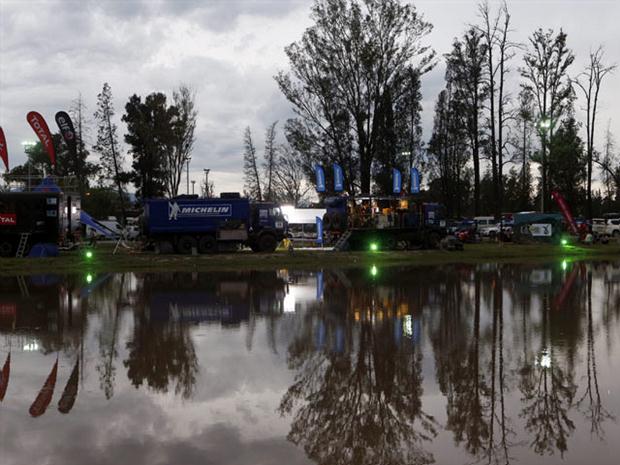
<box><xmin>106</xmin><ymin>114</ymin><xmax>126</xmax><ymax>224</ymax></box>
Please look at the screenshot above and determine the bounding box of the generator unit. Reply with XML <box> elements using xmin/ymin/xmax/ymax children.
<box><xmin>0</xmin><ymin>192</ymin><xmax>60</xmax><ymax>257</ymax></box>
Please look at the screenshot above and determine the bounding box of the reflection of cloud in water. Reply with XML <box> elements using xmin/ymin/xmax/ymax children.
<box><xmin>1</xmin><ymin>264</ymin><xmax>620</xmax><ymax>465</ymax></box>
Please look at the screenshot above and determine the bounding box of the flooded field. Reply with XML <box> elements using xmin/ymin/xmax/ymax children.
<box><xmin>1</xmin><ymin>261</ymin><xmax>619</xmax><ymax>465</ymax></box>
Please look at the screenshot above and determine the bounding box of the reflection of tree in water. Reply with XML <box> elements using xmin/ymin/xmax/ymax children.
<box><xmin>280</xmin><ymin>279</ymin><xmax>437</xmax><ymax>465</ymax></box>
<box><xmin>576</xmin><ymin>271</ymin><xmax>615</xmax><ymax>438</ymax></box>
<box><xmin>124</xmin><ymin>314</ymin><xmax>198</xmax><ymax>399</ymax></box>
<box><xmin>95</xmin><ymin>274</ymin><xmax>126</xmax><ymax>399</ymax></box>
<box><xmin>431</xmin><ymin>272</ymin><xmax>489</xmax><ymax>456</ymax></box>
<box><xmin>518</xmin><ymin>297</ymin><xmax>577</xmax><ymax>457</ymax></box>
<box><xmin>124</xmin><ymin>274</ymin><xmax>199</xmax><ymax>399</ymax></box>
<box><xmin>430</xmin><ymin>269</ymin><xmax>518</xmax><ymax>464</ymax></box>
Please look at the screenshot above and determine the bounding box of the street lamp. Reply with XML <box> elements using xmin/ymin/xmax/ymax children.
<box><xmin>537</xmin><ymin>118</ymin><xmax>551</xmax><ymax>132</ymax></box>
<box><xmin>191</xmin><ymin>180</ymin><xmax>196</xmax><ymax>195</ymax></box>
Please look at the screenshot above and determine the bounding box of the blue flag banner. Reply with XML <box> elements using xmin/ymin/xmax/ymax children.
<box><xmin>392</xmin><ymin>168</ymin><xmax>402</xmax><ymax>194</ymax></box>
<box><xmin>410</xmin><ymin>167</ymin><xmax>420</xmax><ymax>194</ymax></box>
<box><xmin>316</xmin><ymin>271</ymin><xmax>324</xmax><ymax>300</ymax></box>
<box><xmin>315</xmin><ymin>165</ymin><xmax>326</xmax><ymax>192</ymax></box>
<box><xmin>316</xmin><ymin>216</ymin><xmax>323</xmax><ymax>244</ymax></box>
<box><xmin>333</xmin><ymin>163</ymin><xmax>344</xmax><ymax>192</ymax></box>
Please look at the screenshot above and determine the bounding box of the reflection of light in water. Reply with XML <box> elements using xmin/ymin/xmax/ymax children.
<box><xmin>283</xmin><ymin>292</ymin><xmax>296</xmax><ymax>313</ymax></box>
<box><xmin>561</xmin><ymin>260</ymin><xmax>568</xmax><ymax>271</ymax></box>
<box><xmin>536</xmin><ymin>348</ymin><xmax>552</xmax><ymax>368</ymax></box>
<box><xmin>86</xmin><ymin>274</ymin><xmax>93</xmax><ymax>284</ymax></box>
<box><xmin>283</xmin><ymin>280</ymin><xmax>319</xmax><ymax>313</ymax></box>
<box><xmin>23</xmin><ymin>342</ymin><xmax>39</xmax><ymax>351</ymax></box>
<box><xmin>403</xmin><ymin>315</ymin><xmax>413</xmax><ymax>337</ymax></box>
<box><xmin>370</xmin><ymin>265</ymin><xmax>378</xmax><ymax>277</ymax></box>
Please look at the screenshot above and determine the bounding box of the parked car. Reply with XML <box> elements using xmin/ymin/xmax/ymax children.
<box><xmin>591</xmin><ymin>217</ymin><xmax>620</xmax><ymax>238</ymax></box>
<box><xmin>483</xmin><ymin>222</ymin><xmax>513</xmax><ymax>241</ymax></box>
<box><xmin>474</xmin><ymin>216</ymin><xmax>497</xmax><ymax>236</ymax></box>
<box><xmin>607</xmin><ymin>218</ymin><xmax>620</xmax><ymax>237</ymax></box>
<box><xmin>592</xmin><ymin>218</ymin><xmax>607</xmax><ymax>236</ymax></box>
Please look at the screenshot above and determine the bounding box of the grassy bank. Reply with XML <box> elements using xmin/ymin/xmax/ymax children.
<box><xmin>2</xmin><ymin>242</ymin><xmax>620</xmax><ymax>276</ymax></box>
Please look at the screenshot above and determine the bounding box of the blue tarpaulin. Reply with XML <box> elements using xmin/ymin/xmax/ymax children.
<box><xmin>80</xmin><ymin>211</ymin><xmax>116</xmax><ymax>238</ymax></box>
<box><xmin>28</xmin><ymin>243</ymin><xmax>59</xmax><ymax>257</ymax></box>
<box><xmin>33</xmin><ymin>177</ymin><xmax>62</xmax><ymax>193</ymax></box>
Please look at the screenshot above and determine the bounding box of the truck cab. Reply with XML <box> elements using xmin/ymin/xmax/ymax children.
<box><xmin>249</xmin><ymin>202</ymin><xmax>287</xmax><ymax>252</ymax></box>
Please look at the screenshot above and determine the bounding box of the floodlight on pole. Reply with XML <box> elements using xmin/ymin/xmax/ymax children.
<box><xmin>538</xmin><ymin>118</ymin><xmax>551</xmax><ymax>132</ymax></box>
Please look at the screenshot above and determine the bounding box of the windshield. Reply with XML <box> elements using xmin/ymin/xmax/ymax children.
<box><xmin>271</xmin><ymin>207</ymin><xmax>284</xmax><ymax>219</ymax></box>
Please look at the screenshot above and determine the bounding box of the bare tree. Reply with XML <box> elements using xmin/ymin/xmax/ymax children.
<box><xmin>520</xmin><ymin>29</ymin><xmax>574</xmax><ymax>211</ymax></box>
<box><xmin>164</xmin><ymin>85</ymin><xmax>197</xmax><ymax>198</ymax></box>
<box><xmin>574</xmin><ymin>47</ymin><xmax>616</xmax><ymax>218</ymax></box>
<box><xmin>263</xmin><ymin>121</ymin><xmax>277</xmax><ymax>201</ymax></box>
<box><xmin>447</xmin><ymin>27</ymin><xmax>487</xmax><ymax>215</ymax></box>
<box><xmin>477</xmin><ymin>0</ymin><xmax>516</xmax><ymax>217</ymax></box>
<box><xmin>595</xmin><ymin>121</ymin><xmax>619</xmax><ymax>205</ymax></box>
<box><xmin>273</xmin><ymin>144</ymin><xmax>311</xmax><ymax>206</ymax></box>
<box><xmin>69</xmin><ymin>93</ymin><xmax>91</xmax><ymax>195</ymax></box>
<box><xmin>243</xmin><ymin>127</ymin><xmax>262</xmax><ymax>201</ymax></box>
<box><xmin>511</xmin><ymin>88</ymin><xmax>536</xmax><ymax>210</ymax></box>
<box><xmin>93</xmin><ymin>82</ymin><xmax>126</xmax><ymax>222</ymax></box>
<box><xmin>201</xmin><ymin>178</ymin><xmax>215</xmax><ymax>198</ymax></box>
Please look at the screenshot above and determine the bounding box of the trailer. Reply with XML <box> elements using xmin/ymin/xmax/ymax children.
<box><xmin>321</xmin><ymin>196</ymin><xmax>447</xmax><ymax>251</ymax></box>
<box><xmin>0</xmin><ymin>192</ymin><xmax>60</xmax><ymax>257</ymax></box>
<box><xmin>142</xmin><ymin>194</ymin><xmax>287</xmax><ymax>254</ymax></box>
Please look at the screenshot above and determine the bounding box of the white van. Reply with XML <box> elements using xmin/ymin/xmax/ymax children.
<box><xmin>474</xmin><ymin>216</ymin><xmax>497</xmax><ymax>236</ymax></box>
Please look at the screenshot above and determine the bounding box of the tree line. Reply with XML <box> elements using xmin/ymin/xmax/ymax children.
<box><xmin>256</xmin><ymin>0</ymin><xmax>617</xmax><ymax>219</ymax></box>
<box><xmin>4</xmin><ymin>83</ymin><xmax>199</xmax><ymax>220</ymax></box>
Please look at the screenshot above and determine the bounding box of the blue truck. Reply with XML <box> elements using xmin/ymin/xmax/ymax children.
<box><xmin>142</xmin><ymin>194</ymin><xmax>287</xmax><ymax>254</ymax></box>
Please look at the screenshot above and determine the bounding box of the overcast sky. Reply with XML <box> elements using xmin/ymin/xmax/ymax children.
<box><xmin>1</xmin><ymin>0</ymin><xmax>618</xmax><ymax>194</ymax></box>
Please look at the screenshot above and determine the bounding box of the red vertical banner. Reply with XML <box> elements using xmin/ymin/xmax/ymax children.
<box><xmin>0</xmin><ymin>126</ymin><xmax>8</xmax><ymax>171</ymax></box>
<box><xmin>26</xmin><ymin>111</ymin><xmax>56</xmax><ymax>168</ymax></box>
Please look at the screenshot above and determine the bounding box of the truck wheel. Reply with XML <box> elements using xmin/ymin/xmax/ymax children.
<box><xmin>177</xmin><ymin>235</ymin><xmax>197</xmax><ymax>254</ymax></box>
<box><xmin>198</xmin><ymin>235</ymin><xmax>217</xmax><ymax>254</ymax></box>
<box><xmin>322</xmin><ymin>213</ymin><xmax>331</xmax><ymax>231</ymax></box>
<box><xmin>156</xmin><ymin>240</ymin><xmax>175</xmax><ymax>254</ymax></box>
<box><xmin>258</xmin><ymin>234</ymin><xmax>278</xmax><ymax>253</ymax></box>
<box><xmin>0</xmin><ymin>241</ymin><xmax>13</xmax><ymax>257</ymax></box>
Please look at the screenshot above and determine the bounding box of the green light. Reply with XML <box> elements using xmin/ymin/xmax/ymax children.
<box><xmin>85</xmin><ymin>250</ymin><xmax>93</xmax><ymax>259</ymax></box>
<box><xmin>561</xmin><ymin>239</ymin><xmax>568</xmax><ymax>246</ymax></box>
<box><xmin>370</xmin><ymin>265</ymin><xmax>378</xmax><ymax>277</ymax></box>
<box><xmin>86</xmin><ymin>273</ymin><xmax>93</xmax><ymax>284</ymax></box>
<box><xmin>370</xmin><ymin>242</ymin><xmax>379</xmax><ymax>252</ymax></box>
<box><xmin>561</xmin><ymin>260</ymin><xmax>568</xmax><ymax>271</ymax></box>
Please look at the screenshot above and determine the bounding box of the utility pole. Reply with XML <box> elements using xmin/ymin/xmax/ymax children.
<box><xmin>191</xmin><ymin>180</ymin><xmax>195</xmax><ymax>195</ymax></box>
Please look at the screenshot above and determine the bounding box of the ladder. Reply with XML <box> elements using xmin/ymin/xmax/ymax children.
<box><xmin>17</xmin><ymin>276</ymin><xmax>30</xmax><ymax>297</ymax></box>
<box><xmin>332</xmin><ymin>230</ymin><xmax>352</xmax><ymax>251</ymax></box>
<box><xmin>15</xmin><ymin>233</ymin><xmax>30</xmax><ymax>258</ymax></box>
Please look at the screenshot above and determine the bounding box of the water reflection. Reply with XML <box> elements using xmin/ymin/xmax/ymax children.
<box><xmin>0</xmin><ymin>262</ymin><xmax>619</xmax><ymax>465</ymax></box>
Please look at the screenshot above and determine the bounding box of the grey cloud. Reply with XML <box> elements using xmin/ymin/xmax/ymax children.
<box><xmin>2</xmin><ymin>0</ymin><xmax>619</xmax><ymax>187</ymax></box>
